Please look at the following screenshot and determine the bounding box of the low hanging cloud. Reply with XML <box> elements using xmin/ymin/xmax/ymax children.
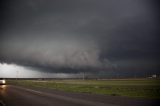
<box><xmin>0</xmin><ymin>0</ymin><xmax>159</xmax><ymax>75</ymax></box>
<box><xmin>0</xmin><ymin>36</ymin><xmax>113</xmax><ymax>71</ymax></box>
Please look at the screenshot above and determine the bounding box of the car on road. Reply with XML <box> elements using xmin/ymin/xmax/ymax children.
<box><xmin>0</xmin><ymin>78</ymin><xmax>6</xmax><ymax>85</ymax></box>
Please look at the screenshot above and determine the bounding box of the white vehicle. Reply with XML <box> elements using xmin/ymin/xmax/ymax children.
<box><xmin>0</xmin><ymin>78</ymin><xmax>6</xmax><ymax>85</ymax></box>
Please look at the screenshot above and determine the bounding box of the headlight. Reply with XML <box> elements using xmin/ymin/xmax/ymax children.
<box><xmin>2</xmin><ymin>80</ymin><xmax>5</xmax><ymax>84</ymax></box>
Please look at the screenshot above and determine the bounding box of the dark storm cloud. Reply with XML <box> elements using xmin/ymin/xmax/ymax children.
<box><xmin>0</xmin><ymin>0</ymin><xmax>159</xmax><ymax>74</ymax></box>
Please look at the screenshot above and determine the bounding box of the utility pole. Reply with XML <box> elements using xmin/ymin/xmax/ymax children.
<box><xmin>16</xmin><ymin>70</ymin><xmax>19</xmax><ymax>80</ymax></box>
<box><xmin>83</xmin><ymin>72</ymin><xmax>85</xmax><ymax>80</ymax></box>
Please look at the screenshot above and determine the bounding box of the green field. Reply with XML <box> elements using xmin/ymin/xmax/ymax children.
<box><xmin>7</xmin><ymin>79</ymin><xmax>160</xmax><ymax>99</ymax></box>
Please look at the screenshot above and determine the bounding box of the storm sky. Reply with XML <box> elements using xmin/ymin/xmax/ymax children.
<box><xmin>0</xmin><ymin>0</ymin><xmax>160</xmax><ymax>77</ymax></box>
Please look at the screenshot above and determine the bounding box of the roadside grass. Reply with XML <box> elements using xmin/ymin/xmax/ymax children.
<box><xmin>7</xmin><ymin>79</ymin><xmax>160</xmax><ymax>99</ymax></box>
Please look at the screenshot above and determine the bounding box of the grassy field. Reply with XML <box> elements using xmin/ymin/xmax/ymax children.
<box><xmin>7</xmin><ymin>79</ymin><xmax>160</xmax><ymax>99</ymax></box>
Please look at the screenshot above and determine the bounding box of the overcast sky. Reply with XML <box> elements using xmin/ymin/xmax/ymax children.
<box><xmin>0</xmin><ymin>0</ymin><xmax>160</xmax><ymax>77</ymax></box>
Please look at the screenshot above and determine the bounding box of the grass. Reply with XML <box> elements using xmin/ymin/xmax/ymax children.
<box><xmin>7</xmin><ymin>79</ymin><xmax>160</xmax><ymax>99</ymax></box>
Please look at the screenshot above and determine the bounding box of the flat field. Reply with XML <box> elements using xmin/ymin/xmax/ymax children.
<box><xmin>7</xmin><ymin>79</ymin><xmax>160</xmax><ymax>99</ymax></box>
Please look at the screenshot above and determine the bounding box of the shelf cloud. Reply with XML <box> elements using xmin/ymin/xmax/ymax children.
<box><xmin>0</xmin><ymin>0</ymin><xmax>159</xmax><ymax>75</ymax></box>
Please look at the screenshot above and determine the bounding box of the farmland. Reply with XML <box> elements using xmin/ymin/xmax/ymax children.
<box><xmin>7</xmin><ymin>79</ymin><xmax>160</xmax><ymax>99</ymax></box>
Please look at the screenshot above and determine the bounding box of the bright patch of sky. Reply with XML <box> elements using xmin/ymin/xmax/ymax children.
<box><xmin>0</xmin><ymin>63</ymin><xmax>81</xmax><ymax>78</ymax></box>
